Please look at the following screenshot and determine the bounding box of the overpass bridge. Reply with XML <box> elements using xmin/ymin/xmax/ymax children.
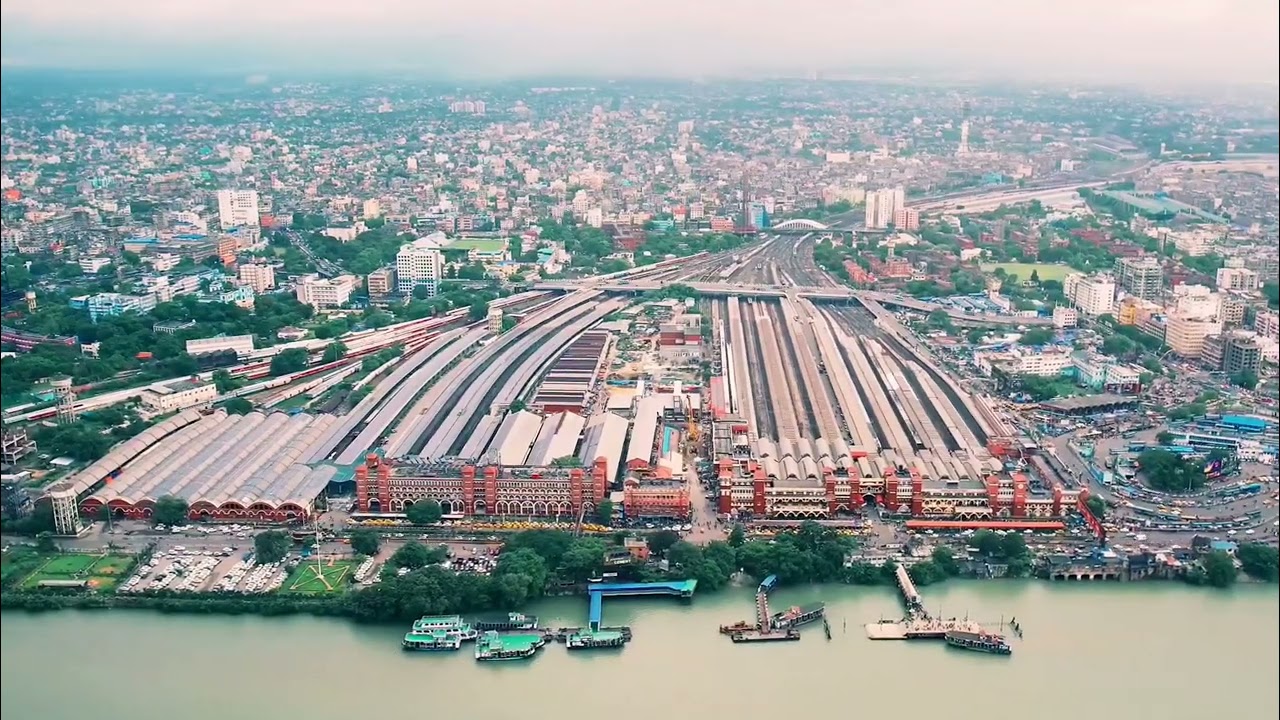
<box><xmin>533</xmin><ymin>281</ymin><xmax>1052</xmax><ymax>327</ymax></box>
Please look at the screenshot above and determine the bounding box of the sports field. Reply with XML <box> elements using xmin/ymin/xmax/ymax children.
<box><xmin>281</xmin><ymin>558</ymin><xmax>355</xmax><ymax>595</ymax></box>
<box><xmin>980</xmin><ymin>262</ymin><xmax>1072</xmax><ymax>283</ymax></box>
<box><xmin>446</xmin><ymin>237</ymin><xmax>507</xmax><ymax>253</ymax></box>
<box><xmin>20</xmin><ymin>553</ymin><xmax>135</xmax><ymax>591</ymax></box>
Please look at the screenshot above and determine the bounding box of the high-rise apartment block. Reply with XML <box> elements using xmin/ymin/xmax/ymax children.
<box><xmin>1063</xmin><ymin>273</ymin><xmax>1116</xmax><ymax>317</ymax></box>
<box><xmin>295</xmin><ymin>274</ymin><xmax>356</xmax><ymax>310</ymax></box>
<box><xmin>864</xmin><ymin>186</ymin><xmax>905</xmax><ymax>230</ymax></box>
<box><xmin>237</xmin><ymin>263</ymin><xmax>276</xmax><ymax>293</ymax></box>
<box><xmin>893</xmin><ymin>207</ymin><xmax>920</xmax><ymax>231</ymax></box>
<box><xmin>216</xmin><ymin>189</ymin><xmax>260</xmax><ymax>230</ymax></box>
<box><xmin>1215</xmin><ymin>266</ymin><xmax>1259</xmax><ymax>292</ymax></box>
<box><xmin>1114</xmin><ymin>257</ymin><xmax>1163</xmax><ymax>300</ymax></box>
<box><xmin>395</xmin><ymin>236</ymin><xmax>444</xmax><ymax>296</ymax></box>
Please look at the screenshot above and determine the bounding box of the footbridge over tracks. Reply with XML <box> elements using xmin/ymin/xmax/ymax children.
<box><xmin>770</xmin><ymin>218</ymin><xmax>830</xmax><ymax>232</ymax></box>
<box><xmin>533</xmin><ymin>282</ymin><xmax>1052</xmax><ymax>327</ymax></box>
<box><xmin>586</xmin><ymin>580</ymin><xmax>698</xmax><ymax>632</ymax></box>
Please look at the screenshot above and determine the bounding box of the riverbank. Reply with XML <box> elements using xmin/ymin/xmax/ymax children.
<box><xmin>3</xmin><ymin>583</ymin><xmax>1277</xmax><ymax>720</ymax></box>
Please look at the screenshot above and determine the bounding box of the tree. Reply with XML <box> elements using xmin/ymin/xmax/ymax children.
<box><xmin>1029</xmin><ymin>269</ymin><xmax>1041</xmax><ymax>284</ymax></box>
<box><xmin>254</xmin><ymin>530</ymin><xmax>291</xmax><ymax>564</ymax></box>
<box><xmin>322</xmin><ymin>342</ymin><xmax>347</xmax><ymax>364</ymax></box>
<box><xmin>212</xmin><ymin>369</ymin><xmax>241</xmax><ymax>393</ymax></box>
<box><xmin>390</xmin><ymin>541</ymin><xmax>439</xmax><ymax>570</ymax></box>
<box><xmin>647</xmin><ymin>529</ymin><xmax>682</xmax><ymax>556</ymax></box>
<box><xmin>931</xmin><ymin>546</ymin><xmax>959</xmax><ymax>576</ymax></box>
<box><xmin>269</xmin><ymin>348</ymin><xmax>309</xmax><ymax>376</ymax></box>
<box><xmin>999</xmin><ymin>532</ymin><xmax>1028</xmax><ymax>559</ymax></box>
<box><xmin>405</xmin><ymin>500</ymin><xmax>443</xmax><ymax>526</ymax></box>
<box><xmin>152</xmin><ymin>495</ymin><xmax>190</xmax><ymax>526</ymax></box>
<box><xmin>35</xmin><ymin>531</ymin><xmax>57</xmax><ymax>552</ymax></box>
<box><xmin>1138</xmin><ymin>448</ymin><xmax>1205</xmax><ymax>493</ymax></box>
<box><xmin>1229</xmin><ymin>369</ymin><xmax>1259</xmax><ymax>390</ymax></box>
<box><xmin>728</xmin><ymin>524</ymin><xmax>746</xmax><ymax>548</ymax></box>
<box><xmin>971</xmin><ymin>530</ymin><xmax>1003</xmax><ymax>557</ymax></box>
<box><xmin>1085</xmin><ymin>495</ymin><xmax>1107</xmax><ymax>521</ymax></box>
<box><xmin>350</xmin><ymin>528</ymin><xmax>381</xmax><ymax>557</ymax></box>
<box><xmin>560</xmin><ymin>538</ymin><xmax>607</xmax><ymax>582</ymax></box>
<box><xmin>594</xmin><ymin>499</ymin><xmax>614</xmax><ymax>526</ymax></box>
<box><xmin>1201</xmin><ymin>551</ymin><xmax>1237</xmax><ymax>588</ymax></box>
<box><xmin>1019</xmin><ymin>328</ymin><xmax>1054</xmax><ymax>346</ymax></box>
<box><xmin>468</xmin><ymin>300</ymin><xmax>489</xmax><ymax>321</ymax></box>
<box><xmin>1236</xmin><ymin>544</ymin><xmax>1279</xmax><ymax>582</ymax></box>
<box><xmin>225</xmin><ymin>398</ymin><xmax>254</xmax><ymax>415</ymax></box>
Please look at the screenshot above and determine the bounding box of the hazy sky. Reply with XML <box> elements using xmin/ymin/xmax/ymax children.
<box><xmin>2</xmin><ymin>0</ymin><xmax>1278</xmax><ymax>86</ymax></box>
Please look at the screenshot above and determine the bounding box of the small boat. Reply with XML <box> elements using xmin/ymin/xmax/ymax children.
<box><xmin>944</xmin><ymin>629</ymin><xmax>1012</xmax><ymax>656</ymax></box>
<box><xmin>566</xmin><ymin>630</ymin><xmax>628</xmax><ymax>650</ymax></box>
<box><xmin>473</xmin><ymin>612</ymin><xmax>539</xmax><ymax>631</ymax></box>
<box><xmin>403</xmin><ymin>629</ymin><xmax>464</xmax><ymax>651</ymax></box>
<box><xmin>719</xmin><ymin>621</ymin><xmax>753</xmax><ymax>635</ymax></box>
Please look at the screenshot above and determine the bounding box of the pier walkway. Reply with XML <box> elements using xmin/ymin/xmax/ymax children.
<box><xmin>894</xmin><ymin>564</ymin><xmax>927</xmax><ymax>619</ymax></box>
<box><xmin>587</xmin><ymin>580</ymin><xmax>697</xmax><ymax>631</ymax></box>
<box><xmin>866</xmin><ymin>618</ymin><xmax>984</xmax><ymax>640</ymax></box>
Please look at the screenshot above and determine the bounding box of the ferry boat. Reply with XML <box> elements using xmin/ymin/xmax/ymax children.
<box><xmin>474</xmin><ymin>631</ymin><xmax>548</xmax><ymax>662</ymax></box>
<box><xmin>412</xmin><ymin>615</ymin><xmax>478</xmax><ymax>641</ymax></box>
<box><xmin>473</xmin><ymin>612</ymin><xmax>539</xmax><ymax>632</ymax></box>
<box><xmin>565</xmin><ymin>629</ymin><xmax>628</xmax><ymax>650</ymax></box>
<box><xmin>771</xmin><ymin>603</ymin><xmax>825</xmax><ymax>630</ymax></box>
<box><xmin>403</xmin><ymin>629</ymin><xmax>465</xmax><ymax>651</ymax></box>
<box><xmin>944</xmin><ymin>629</ymin><xmax>1012</xmax><ymax>656</ymax></box>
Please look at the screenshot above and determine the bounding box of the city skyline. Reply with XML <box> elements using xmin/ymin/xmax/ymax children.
<box><xmin>2</xmin><ymin>0</ymin><xmax>1278</xmax><ymax>88</ymax></box>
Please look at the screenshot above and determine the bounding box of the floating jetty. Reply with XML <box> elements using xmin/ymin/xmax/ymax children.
<box><xmin>722</xmin><ymin>574</ymin><xmax>826</xmax><ymax>644</ymax></box>
<box><xmin>864</xmin><ymin>564</ymin><xmax>1013</xmax><ymax>656</ymax></box>
<box><xmin>575</xmin><ymin>580</ymin><xmax>696</xmax><ymax>649</ymax></box>
<box><xmin>474</xmin><ymin>630</ymin><xmax>550</xmax><ymax>661</ymax></box>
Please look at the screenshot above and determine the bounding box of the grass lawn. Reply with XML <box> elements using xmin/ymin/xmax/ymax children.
<box><xmin>1</xmin><ymin>548</ymin><xmax>49</xmax><ymax>588</ymax></box>
<box><xmin>446</xmin><ymin>237</ymin><xmax>507</xmax><ymax>253</ymax></box>
<box><xmin>281</xmin><ymin>559</ymin><xmax>355</xmax><ymax>595</ymax></box>
<box><xmin>19</xmin><ymin>553</ymin><xmax>135</xmax><ymax>591</ymax></box>
<box><xmin>981</xmin><ymin>262</ymin><xmax>1072</xmax><ymax>283</ymax></box>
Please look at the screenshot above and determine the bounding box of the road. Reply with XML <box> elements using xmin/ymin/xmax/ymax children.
<box><xmin>684</xmin><ymin>467</ymin><xmax>726</xmax><ymax>544</ymax></box>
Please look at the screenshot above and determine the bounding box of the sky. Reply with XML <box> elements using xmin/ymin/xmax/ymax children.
<box><xmin>1</xmin><ymin>0</ymin><xmax>1278</xmax><ymax>87</ymax></box>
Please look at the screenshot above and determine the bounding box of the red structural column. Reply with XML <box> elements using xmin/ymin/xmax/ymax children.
<box><xmin>570</xmin><ymin>468</ymin><xmax>584</xmax><ymax>517</ymax></box>
<box><xmin>985</xmin><ymin>476</ymin><xmax>1001</xmax><ymax>515</ymax></box>
<box><xmin>1012</xmin><ymin>474</ymin><xmax>1028</xmax><ymax>517</ymax></box>
<box><xmin>483</xmin><ymin>466</ymin><xmax>498</xmax><ymax>515</ymax></box>
<box><xmin>825</xmin><ymin>473</ymin><xmax>837</xmax><ymax>515</ymax></box>
<box><xmin>354</xmin><ymin>461</ymin><xmax>370</xmax><ymax>512</ymax></box>
<box><xmin>591</xmin><ymin>458</ymin><xmax>608</xmax><ymax>503</ymax></box>
<box><xmin>461</xmin><ymin>466</ymin><xmax>476</xmax><ymax>517</ymax></box>
<box><xmin>375</xmin><ymin>458</ymin><xmax>391</xmax><ymax>513</ymax></box>
<box><xmin>850</xmin><ymin>472</ymin><xmax>863</xmax><ymax>509</ymax></box>
<box><xmin>910</xmin><ymin>472</ymin><xmax>923</xmax><ymax>517</ymax></box>
<box><xmin>752</xmin><ymin>467</ymin><xmax>767</xmax><ymax>516</ymax></box>
<box><xmin>1051</xmin><ymin>485</ymin><xmax>1063</xmax><ymax>517</ymax></box>
<box><xmin>885</xmin><ymin>474</ymin><xmax>899</xmax><ymax>513</ymax></box>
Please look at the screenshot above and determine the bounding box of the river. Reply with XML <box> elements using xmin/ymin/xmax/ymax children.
<box><xmin>2</xmin><ymin>581</ymin><xmax>1276</xmax><ymax>720</ymax></box>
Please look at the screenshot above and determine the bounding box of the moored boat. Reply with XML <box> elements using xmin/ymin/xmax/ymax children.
<box><xmin>473</xmin><ymin>612</ymin><xmax>539</xmax><ymax>631</ymax></box>
<box><xmin>403</xmin><ymin>629</ymin><xmax>464</xmax><ymax>651</ymax></box>
<box><xmin>474</xmin><ymin>631</ymin><xmax>548</xmax><ymax>661</ymax></box>
<box><xmin>944</xmin><ymin>629</ymin><xmax>1012</xmax><ymax>656</ymax></box>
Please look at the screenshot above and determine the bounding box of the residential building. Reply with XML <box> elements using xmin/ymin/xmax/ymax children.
<box><xmin>237</xmin><ymin>263</ymin><xmax>276</xmax><ymax>292</ymax></box>
<box><xmin>1165</xmin><ymin>312</ymin><xmax>1222</xmax><ymax>359</ymax></box>
<box><xmin>1254</xmin><ymin>310</ymin><xmax>1279</xmax><ymax>341</ymax></box>
<box><xmin>1114</xmin><ymin>257</ymin><xmax>1163</xmax><ymax>300</ymax></box>
<box><xmin>1220</xmin><ymin>294</ymin><xmax>1246</xmax><ymax>327</ymax></box>
<box><xmin>366</xmin><ymin>267</ymin><xmax>395</xmax><ymax>297</ymax></box>
<box><xmin>362</xmin><ymin>199</ymin><xmax>381</xmax><ymax>220</ymax></box>
<box><xmin>1063</xmin><ymin>273</ymin><xmax>1115</xmax><ymax>317</ymax></box>
<box><xmin>978</xmin><ymin>347</ymin><xmax>1071</xmax><ymax>377</ymax></box>
<box><xmin>395</xmin><ymin>236</ymin><xmax>444</xmax><ymax>296</ymax></box>
<box><xmin>78</xmin><ymin>256</ymin><xmax>112</xmax><ymax>274</ymax></box>
<box><xmin>295</xmin><ymin>274</ymin><xmax>356</xmax><ymax>310</ymax></box>
<box><xmin>140</xmin><ymin>379</ymin><xmax>218</xmax><ymax>414</ymax></box>
<box><xmin>74</xmin><ymin>292</ymin><xmax>158</xmax><ymax>322</ymax></box>
<box><xmin>893</xmin><ymin>207</ymin><xmax>920</xmax><ymax>231</ymax></box>
<box><xmin>1171</xmin><ymin>284</ymin><xmax>1220</xmax><ymax>319</ymax></box>
<box><xmin>1216</xmin><ymin>266</ymin><xmax>1259</xmax><ymax>292</ymax></box>
<box><xmin>216</xmin><ymin>189</ymin><xmax>260</xmax><ymax>229</ymax></box>
<box><xmin>1052</xmin><ymin>306</ymin><xmax>1078</xmax><ymax>329</ymax></box>
<box><xmin>864</xmin><ymin>186</ymin><xmax>905</xmax><ymax>230</ymax></box>
<box><xmin>1205</xmin><ymin>333</ymin><xmax>1263</xmax><ymax>375</ymax></box>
